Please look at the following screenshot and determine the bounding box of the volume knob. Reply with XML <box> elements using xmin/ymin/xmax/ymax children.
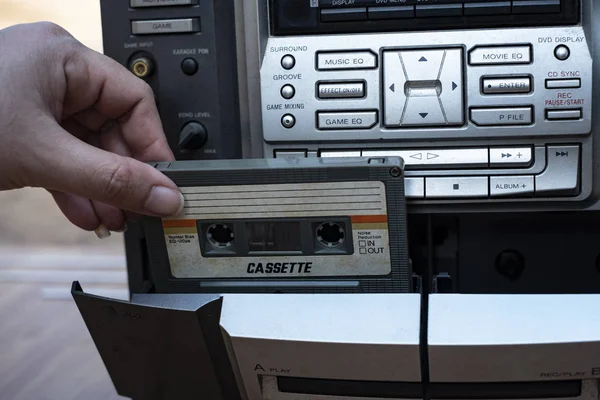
<box><xmin>179</xmin><ymin>122</ymin><xmax>208</xmax><ymax>152</ymax></box>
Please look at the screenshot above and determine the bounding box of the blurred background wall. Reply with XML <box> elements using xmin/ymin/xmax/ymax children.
<box><xmin>0</xmin><ymin>0</ymin><xmax>127</xmax><ymax>280</ymax></box>
<box><xmin>0</xmin><ymin>2</ymin><xmax>128</xmax><ymax>398</ymax></box>
<box><xmin>0</xmin><ymin>0</ymin><xmax>103</xmax><ymax>51</ymax></box>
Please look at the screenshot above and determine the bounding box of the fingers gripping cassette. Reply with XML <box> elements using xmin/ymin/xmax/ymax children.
<box><xmin>142</xmin><ymin>157</ymin><xmax>410</xmax><ymax>293</ymax></box>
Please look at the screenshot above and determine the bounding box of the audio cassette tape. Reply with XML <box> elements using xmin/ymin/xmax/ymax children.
<box><xmin>141</xmin><ymin>156</ymin><xmax>410</xmax><ymax>293</ymax></box>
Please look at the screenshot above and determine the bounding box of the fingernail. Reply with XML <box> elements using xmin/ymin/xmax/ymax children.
<box><xmin>145</xmin><ymin>186</ymin><xmax>185</xmax><ymax>216</ymax></box>
<box><xmin>94</xmin><ymin>225</ymin><xmax>111</xmax><ymax>239</ymax></box>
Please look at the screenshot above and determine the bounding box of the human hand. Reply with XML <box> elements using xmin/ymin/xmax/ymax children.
<box><xmin>0</xmin><ymin>22</ymin><xmax>183</xmax><ymax>237</ymax></box>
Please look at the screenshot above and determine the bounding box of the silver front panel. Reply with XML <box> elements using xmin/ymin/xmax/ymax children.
<box><xmin>255</xmin><ymin>20</ymin><xmax>594</xmax><ymax>206</ymax></box>
<box><xmin>260</xmin><ymin>27</ymin><xmax>592</xmax><ymax>142</ymax></box>
<box><xmin>220</xmin><ymin>294</ymin><xmax>422</xmax><ymax>400</ymax></box>
<box><xmin>428</xmin><ymin>294</ymin><xmax>600</xmax><ymax>382</ymax></box>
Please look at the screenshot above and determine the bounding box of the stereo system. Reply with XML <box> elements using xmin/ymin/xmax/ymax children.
<box><xmin>74</xmin><ymin>1</ymin><xmax>600</xmax><ymax>399</ymax></box>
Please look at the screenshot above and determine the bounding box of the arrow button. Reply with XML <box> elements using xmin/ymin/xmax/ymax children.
<box><xmin>389</xmin><ymin>83</ymin><xmax>395</xmax><ymax>93</ymax></box>
<box><xmin>401</xmin><ymin>97</ymin><xmax>445</xmax><ymax>126</ymax></box>
<box><xmin>410</xmin><ymin>153</ymin><xmax>423</xmax><ymax>160</ymax></box>
<box><xmin>490</xmin><ymin>147</ymin><xmax>533</xmax><ymax>167</ymax></box>
<box><xmin>400</xmin><ymin>49</ymin><xmax>444</xmax><ymax>81</ymax></box>
<box><xmin>427</xmin><ymin>153</ymin><xmax>439</xmax><ymax>160</ymax></box>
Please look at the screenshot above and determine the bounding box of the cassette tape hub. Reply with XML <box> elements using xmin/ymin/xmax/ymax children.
<box><xmin>71</xmin><ymin>0</ymin><xmax>600</xmax><ymax>398</ymax></box>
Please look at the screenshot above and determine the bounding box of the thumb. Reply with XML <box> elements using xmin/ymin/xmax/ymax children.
<box><xmin>29</xmin><ymin>124</ymin><xmax>184</xmax><ymax>217</ymax></box>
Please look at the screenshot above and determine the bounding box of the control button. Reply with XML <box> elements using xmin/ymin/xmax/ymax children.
<box><xmin>274</xmin><ymin>150</ymin><xmax>307</xmax><ymax>158</ymax></box>
<box><xmin>368</xmin><ymin>6</ymin><xmax>415</xmax><ymax>20</ymax></box>
<box><xmin>320</xmin><ymin>7</ymin><xmax>367</xmax><ymax>22</ymax></box>
<box><xmin>318</xmin><ymin>82</ymin><xmax>365</xmax><ymax>99</ymax></box>
<box><xmin>321</xmin><ymin>151</ymin><xmax>361</xmax><ymax>158</ymax></box>
<box><xmin>317</xmin><ymin>111</ymin><xmax>378</xmax><ymax>130</ymax></box>
<box><xmin>281</xmin><ymin>55</ymin><xmax>295</xmax><ymax>70</ymax></box>
<box><xmin>512</xmin><ymin>0</ymin><xmax>561</xmax><ymax>14</ymax></box>
<box><xmin>426</xmin><ymin>177</ymin><xmax>489</xmax><ymax>199</ymax></box>
<box><xmin>130</xmin><ymin>0</ymin><xmax>198</xmax><ymax>7</ymax></box>
<box><xmin>545</xmin><ymin>78</ymin><xmax>581</xmax><ymax>89</ymax></box>
<box><xmin>383</xmin><ymin>48</ymin><xmax>464</xmax><ymax>127</ymax></box>
<box><xmin>464</xmin><ymin>1</ymin><xmax>511</xmax><ymax>15</ymax></box>
<box><xmin>489</xmin><ymin>147</ymin><xmax>533</xmax><ymax>167</ymax></box>
<box><xmin>131</xmin><ymin>18</ymin><xmax>201</xmax><ymax>35</ymax></box>
<box><xmin>482</xmin><ymin>77</ymin><xmax>531</xmax><ymax>94</ymax></box>
<box><xmin>437</xmin><ymin>49</ymin><xmax>464</xmax><ymax>125</ymax></box>
<box><xmin>383</xmin><ymin>51</ymin><xmax>408</xmax><ymax>127</ymax></box>
<box><xmin>402</xmin><ymin>97</ymin><xmax>445</xmax><ymax>126</ymax></box>
<box><xmin>281</xmin><ymin>114</ymin><xmax>296</xmax><ymax>129</ymax></box>
<box><xmin>469</xmin><ymin>45</ymin><xmax>532</xmax><ymax>65</ymax></box>
<box><xmin>401</xmin><ymin>49</ymin><xmax>445</xmax><ymax>81</ymax></box>
<box><xmin>546</xmin><ymin>109</ymin><xmax>582</xmax><ymax>121</ymax></box>
<box><xmin>554</xmin><ymin>45</ymin><xmax>570</xmax><ymax>61</ymax></box>
<box><xmin>490</xmin><ymin>176</ymin><xmax>534</xmax><ymax>197</ymax></box>
<box><xmin>405</xmin><ymin>178</ymin><xmax>425</xmax><ymax>199</ymax></box>
<box><xmin>470</xmin><ymin>107</ymin><xmax>533</xmax><ymax>126</ymax></box>
<box><xmin>317</xmin><ymin>51</ymin><xmax>377</xmax><ymax>71</ymax></box>
<box><xmin>535</xmin><ymin>145</ymin><xmax>580</xmax><ymax>196</ymax></box>
<box><xmin>415</xmin><ymin>4</ymin><xmax>463</xmax><ymax>17</ymax></box>
<box><xmin>181</xmin><ymin>58</ymin><xmax>198</xmax><ymax>75</ymax></box>
<box><xmin>179</xmin><ymin>122</ymin><xmax>207</xmax><ymax>152</ymax></box>
<box><xmin>361</xmin><ymin>148</ymin><xmax>488</xmax><ymax>169</ymax></box>
<box><xmin>281</xmin><ymin>85</ymin><xmax>295</xmax><ymax>100</ymax></box>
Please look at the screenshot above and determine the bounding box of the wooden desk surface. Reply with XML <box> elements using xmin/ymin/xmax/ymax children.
<box><xmin>0</xmin><ymin>283</ymin><xmax>125</xmax><ymax>400</ymax></box>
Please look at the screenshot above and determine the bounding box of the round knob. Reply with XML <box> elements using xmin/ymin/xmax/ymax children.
<box><xmin>179</xmin><ymin>122</ymin><xmax>208</xmax><ymax>152</ymax></box>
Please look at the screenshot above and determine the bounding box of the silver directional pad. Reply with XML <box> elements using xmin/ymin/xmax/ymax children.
<box><xmin>383</xmin><ymin>48</ymin><xmax>464</xmax><ymax>128</ymax></box>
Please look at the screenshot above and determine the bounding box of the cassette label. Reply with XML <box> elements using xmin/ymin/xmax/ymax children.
<box><xmin>162</xmin><ymin>181</ymin><xmax>392</xmax><ymax>278</ymax></box>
